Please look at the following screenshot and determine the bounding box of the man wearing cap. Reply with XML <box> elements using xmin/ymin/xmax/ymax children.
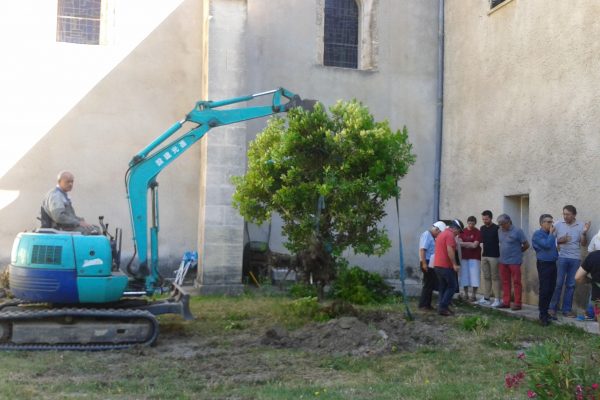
<box><xmin>497</xmin><ymin>214</ymin><xmax>530</xmax><ymax>311</ymax></box>
<box><xmin>434</xmin><ymin>219</ymin><xmax>464</xmax><ymax>316</ymax></box>
<box><xmin>418</xmin><ymin>221</ymin><xmax>447</xmax><ymax>310</ymax></box>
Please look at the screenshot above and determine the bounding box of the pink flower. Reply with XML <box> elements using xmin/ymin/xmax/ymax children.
<box><xmin>504</xmin><ymin>374</ymin><xmax>514</xmax><ymax>388</ymax></box>
<box><xmin>592</xmin><ymin>383</ymin><xmax>599</xmax><ymax>390</ymax></box>
<box><xmin>504</xmin><ymin>371</ymin><xmax>526</xmax><ymax>389</ymax></box>
<box><xmin>517</xmin><ymin>352</ymin><xmax>526</xmax><ymax>360</ymax></box>
<box><xmin>527</xmin><ymin>390</ymin><xmax>537</xmax><ymax>398</ymax></box>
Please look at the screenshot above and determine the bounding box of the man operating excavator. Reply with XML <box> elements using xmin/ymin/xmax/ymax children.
<box><xmin>41</xmin><ymin>171</ymin><xmax>100</xmax><ymax>235</ymax></box>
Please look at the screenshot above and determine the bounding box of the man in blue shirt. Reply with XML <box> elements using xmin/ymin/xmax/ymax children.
<box><xmin>497</xmin><ymin>214</ymin><xmax>529</xmax><ymax>310</ymax></box>
<box><xmin>418</xmin><ymin>221</ymin><xmax>447</xmax><ymax>310</ymax></box>
<box><xmin>531</xmin><ymin>214</ymin><xmax>558</xmax><ymax>326</ymax></box>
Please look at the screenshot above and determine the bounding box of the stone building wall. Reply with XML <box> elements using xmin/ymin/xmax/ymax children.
<box><xmin>442</xmin><ymin>0</ymin><xmax>600</xmax><ymax>306</ymax></box>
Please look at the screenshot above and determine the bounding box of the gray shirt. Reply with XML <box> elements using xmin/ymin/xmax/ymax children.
<box><xmin>554</xmin><ymin>220</ymin><xmax>585</xmax><ymax>260</ymax></box>
<box><xmin>498</xmin><ymin>225</ymin><xmax>528</xmax><ymax>265</ymax></box>
<box><xmin>42</xmin><ymin>186</ymin><xmax>81</xmax><ymax>228</ymax></box>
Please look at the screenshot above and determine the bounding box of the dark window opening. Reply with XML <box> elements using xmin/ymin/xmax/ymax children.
<box><xmin>324</xmin><ymin>0</ymin><xmax>358</xmax><ymax>69</ymax></box>
<box><xmin>490</xmin><ymin>0</ymin><xmax>508</xmax><ymax>8</ymax></box>
<box><xmin>57</xmin><ymin>0</ymin><xmax>102</xmax><ymax>45</ymax></box>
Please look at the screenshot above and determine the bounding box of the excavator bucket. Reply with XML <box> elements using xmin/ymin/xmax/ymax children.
<box><xmin>285</xmin><ymin>96</ymin><xmax>318</xmax><ymax>112</ymax></box>
<box><xmin>297</xmin><ymin>99</ymin><xmax>318</xmax><ymax>111</ymax></box>
<box><xmin>142</xmin><ymin>283</ymin><xmax>194</xmax><ymax>321</ymax></box>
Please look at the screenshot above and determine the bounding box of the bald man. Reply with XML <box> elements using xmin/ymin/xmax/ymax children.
<box><xmin>42</xmin><ymin>171</ymin><xmax>99</xmax><ymax>235</ymax></box>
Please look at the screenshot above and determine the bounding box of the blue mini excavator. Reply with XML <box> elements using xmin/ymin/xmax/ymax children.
<box><xmin>3</xmin><ymin>88</ymin><xmax>315</xmax><ymax>350</ymax></box>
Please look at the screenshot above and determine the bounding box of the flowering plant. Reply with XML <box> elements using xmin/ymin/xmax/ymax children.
<box><xmin>505</xmin><ymin>340</ymin><xmax>600</xmax><ymax>399</ymax></box>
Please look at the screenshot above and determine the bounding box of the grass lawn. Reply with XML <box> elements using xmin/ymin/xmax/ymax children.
<box><xmin>0</xmin><ymin>289</ymin><xmax>598</xmax><ymax>399</ymax></box>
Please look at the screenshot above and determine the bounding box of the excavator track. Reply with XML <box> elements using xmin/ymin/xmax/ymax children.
<box><xmin>0</xmin><ymin>308</ymin><xmax>159</xmax><ymax>351</ymax></box>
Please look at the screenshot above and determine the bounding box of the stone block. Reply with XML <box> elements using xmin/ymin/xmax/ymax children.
<box><xmin>204</xmin><ymin>205</ymin><xmax>225</xmax><ymax>225</ymax></box>
<box><xmin>205</xmin><ymin>185</ymin><xmax>236</xmax><ymax>206</ymax></box>
<box><xmin>202</xmin><ymin>243</ymin><xmax>243</xmax><ymax>268</ymax></box>
<box><xmin>190</xmin><ymin>283</ymin><xmax>244</xmax><ymax>296</ymax></box>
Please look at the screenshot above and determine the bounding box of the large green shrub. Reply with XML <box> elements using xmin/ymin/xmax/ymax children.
<box><xmin>232</xmin><ymin>101</ymin><xmax>415</xmax><ymax>293</ymax></box>
<box><xmin>330</xmin><ymin>265</ymin><xmax>394</xmax><ymax>305</ymax></box>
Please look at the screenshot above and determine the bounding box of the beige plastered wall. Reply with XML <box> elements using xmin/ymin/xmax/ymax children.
<box><xmin>0</xmin><ymin>0</ymin><xmax>204</xmax><ymax>272</ymax></box>
<box><xmin>442</xmin><ymin>0</ymin><xmax>600</xmax><ymax>306</ymax></box>
<box><xmin>0</xmin><ymin>0</ymin><xmax>441</xmax><ymax>287</ymax></box>
<box><xmin>242</xmin><ymin>0</ymin><xmax>441</xmax><ymax>278</ymax></box>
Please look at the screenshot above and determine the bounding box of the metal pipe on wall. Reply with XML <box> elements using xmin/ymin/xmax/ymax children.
<box><xmin>433</xmin><ymin>0</ymin><xmax>444</xmax><ymax>221</ymax></box>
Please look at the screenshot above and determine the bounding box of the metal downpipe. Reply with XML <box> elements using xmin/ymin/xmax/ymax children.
<box><xmin>434</xmin><ymin>0</ymin><xmax>445</xmax><ymax>221</ymax></box>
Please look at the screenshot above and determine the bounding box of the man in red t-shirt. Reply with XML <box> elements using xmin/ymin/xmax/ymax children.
<box><xmin>434</xmin><ymin>219</ymin><xmax>464</xmax><ymax>316</ymax></box>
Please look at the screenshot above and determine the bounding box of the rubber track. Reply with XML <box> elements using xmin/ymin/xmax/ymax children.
<box><xmin>0</xmin><ymin>308</ymin><xmax>159</xmax><ymax>351</ymax></box>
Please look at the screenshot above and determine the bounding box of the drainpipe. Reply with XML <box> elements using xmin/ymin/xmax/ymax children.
<box><xmin>433</xmin><ymin>0</ymin><xmax>445</xmax><ymax>221</ymax></box>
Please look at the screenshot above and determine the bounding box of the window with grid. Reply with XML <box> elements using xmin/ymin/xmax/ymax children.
<box><xmin>57</xmin><ymin>0</ymin><xmax>102</xmax><ymax>45</ymax></box>
<box><xmin>323</xmin><ymin>0</ymin><xmax>359</xmax><ymax>69</ymax></box>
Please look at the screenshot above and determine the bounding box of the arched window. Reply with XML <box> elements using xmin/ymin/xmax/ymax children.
<box><xmin>323</xmin><ymin>0</ymin><xmax>359</xmax><ymax>69</ymax></box>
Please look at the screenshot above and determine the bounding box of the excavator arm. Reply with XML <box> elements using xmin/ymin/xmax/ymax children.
<box><xmin>125</xmin><ymin>88</ymin><xmax>315</xmax><ymax>293</ymax></box>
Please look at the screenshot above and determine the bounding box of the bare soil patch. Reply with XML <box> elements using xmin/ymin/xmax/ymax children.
<box><xmin>261</xmin><ymin>310</ymin><xmax>449</xmax><ymax>356</ymax></box>
<box><xmin>155</xmin><ymin>309</ymin><xmax>449</xmax><ymax>364</ymax></box>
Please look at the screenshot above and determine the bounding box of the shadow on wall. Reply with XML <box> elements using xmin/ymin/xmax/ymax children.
<box><xmin>0</xmin><ymin>0</ymin><xmax>202</xmax><ymax>270</ymax></box>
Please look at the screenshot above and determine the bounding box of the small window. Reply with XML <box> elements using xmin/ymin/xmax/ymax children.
<box><xmin>323</xmin><ymin>0</ymin><xmax>359</xmax><ymax>69</ymax></box>
<box><xmin>490</xmin><ymin>0</ymin><xmax>508</xmax><ymax>8</ymax></box>
<box><xmin>57</xmin><ymin>0</ymin><xmax>102</xmax><ymax>45</ymax></box>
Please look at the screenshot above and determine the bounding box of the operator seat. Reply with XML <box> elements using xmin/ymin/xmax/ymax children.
<box><xmin>39</xmin><ymin>206</ymin><xmax>56</xmax><ymax>229</ymax></box>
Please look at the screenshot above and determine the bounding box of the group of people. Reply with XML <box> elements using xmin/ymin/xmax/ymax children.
<box><xmin>418</xmin><ymin>207</ymin><xmax>600</xmax><ymax>326</ymax></box>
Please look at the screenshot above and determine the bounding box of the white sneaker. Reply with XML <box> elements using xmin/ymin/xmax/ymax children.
<box><xmin>477</xmin><ymin>298</ymin><xmax>490</xmax><ymax>306</ymax></box>
<box><xmin>491</xmin><ymin>299</ymin><xmax>502</xmax><ymax>308</ymax></box>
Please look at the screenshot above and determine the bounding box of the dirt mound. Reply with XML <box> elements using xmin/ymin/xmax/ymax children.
<box><xmin>262</xmin><ymin>311</ymin><xmax>448</xmax><ymax>356</ymax></box>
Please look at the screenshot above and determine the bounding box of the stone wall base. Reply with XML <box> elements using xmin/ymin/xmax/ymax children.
<box><xmin>189</xmin><ymin>283</ymin><xmax>244</xmax><ymax>296</ymax></box>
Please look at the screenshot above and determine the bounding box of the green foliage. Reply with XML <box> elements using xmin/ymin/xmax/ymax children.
<box><xmin>232</xmin><ymin>101</ymin><xmax>415</xmax><ymax>287</ymax></box>
<box><xmin>289</xmin><ymin>283</ymin><xmax>318</xmax><ymax>299</ymax></box>
<box><xmin>484</xmin><ymin>319</ymin><xmax>523</xmax><ymax>350</ymax></box>
<box><xmin>459</xmin><ymin>315</ymin><xmax>490</xmax><ymax>335</ymax></box>
<box><xmin>517</xmin><ymin>339</ymin><xmax>600</xmax><ymax>399</ymax></box>
<box><xmin>287</xmin><ymin>296</ymin><xmax>330</xmax><ymax>322</ymax></box>
<box><xmin>330</xmin><ymin>265</ymin><xmax>394</xmax><ymax>305</ymax></box>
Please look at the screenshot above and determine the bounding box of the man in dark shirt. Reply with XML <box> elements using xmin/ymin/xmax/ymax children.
<box><xmin>575</xmin><ymin>250</ymin><xmax>600</xmax><ymax>321</ymax></box>
<box><xmin>531</xmin><ymin>214</ymin><xmax>558</xmax><ymax>326</ymax></box>
<box><xmin>478</xmin><ymin>210</ymin><xmax>502</xmax><ymax>307</ymax></box>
